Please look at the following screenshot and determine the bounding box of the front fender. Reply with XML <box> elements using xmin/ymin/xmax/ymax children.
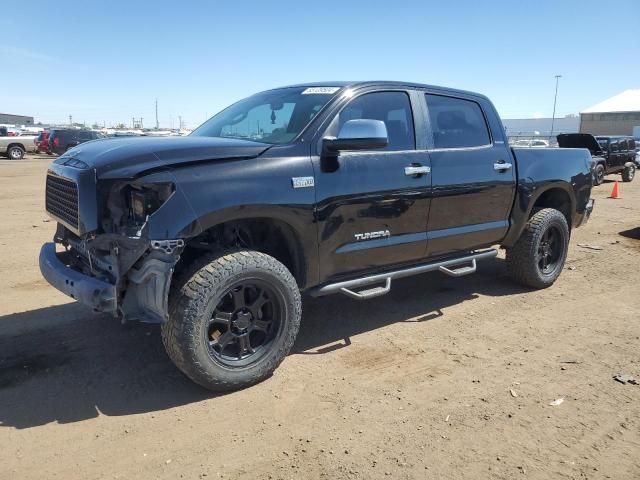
<box><xmin>143</xmin><ymin>153</ymin><xmax>319</xmax><ymax>288</ymax></box>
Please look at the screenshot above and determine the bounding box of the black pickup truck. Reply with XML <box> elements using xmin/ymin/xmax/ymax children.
<box><xmin>40</xmin><ymin>82</ymin><xmax>594</xmax><ymax>391</ymax></box>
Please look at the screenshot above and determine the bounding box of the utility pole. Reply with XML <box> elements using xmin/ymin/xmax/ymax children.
<box><xmin>69</xmin><ymin>115</ymin><xmax>72</xmax><ymax>126</ymax></box>
<box><xmin>178</xmin><ymin>115</ymin><xmax>183</xmax><ymax>129</ymax></box>
<box><xmin>550</xmin><ymin>74</ymin><xmax>562</xmax><ymax>140</ymax></box>
<box><xmin>155</xmin><ymin>98</ymin><xmax>159</xmax><ymax>129</ymax></box>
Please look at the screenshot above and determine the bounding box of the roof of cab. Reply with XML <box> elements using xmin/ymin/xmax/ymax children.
<box><xmin>268</xmin><ymin>81</ymin><xmax>490</xmax><ymax>101</ymax></box>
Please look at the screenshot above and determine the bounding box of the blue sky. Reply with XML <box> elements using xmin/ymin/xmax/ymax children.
<box><xmin>1</xmin><ymin>0</ymin><xmax>638</xmax><ymax>128</ymax></box>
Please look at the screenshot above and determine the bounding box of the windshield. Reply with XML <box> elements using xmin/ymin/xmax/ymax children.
<box><xmin>596</xmin><ymin>138</ymin><xmax>610</xmax><ymax>148</ymax></box>
<box><xmin>191</xmin><ymin>87</ymin><xmax>341</xmax><ymax>144</ymax></box>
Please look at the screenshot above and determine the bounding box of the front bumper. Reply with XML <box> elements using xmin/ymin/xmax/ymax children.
<box><xmin>39</xmin><ymin>242</ymin><xmax>117</xmax><ymax>312</ymax></box>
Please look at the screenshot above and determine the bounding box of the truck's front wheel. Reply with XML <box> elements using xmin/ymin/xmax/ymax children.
<box><xmin>506</xmin><ymin>208</ymin><xmax>569</xmax><ymax>289</ymax></box>
<box><xmin>162</xmin><ymin>250</ymin><xmax>301</xmax><ymax>391</ymax></box>
<box><xmin>593</xmin><ymin>164</ymin><xmax>605</xmax><ymax>185</ymax></box>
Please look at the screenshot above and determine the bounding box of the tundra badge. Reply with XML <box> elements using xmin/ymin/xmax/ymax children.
<box><xmin>354</xmin><ymin>230</ymin><xmax>391</xmax><ymax>241</ymax></box>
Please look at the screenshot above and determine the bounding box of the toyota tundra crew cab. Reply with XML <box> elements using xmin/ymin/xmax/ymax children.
<box><xmin>39</xmin><ymin>82</ymin><xmax>594</xmax><ymax>391</ymax></box>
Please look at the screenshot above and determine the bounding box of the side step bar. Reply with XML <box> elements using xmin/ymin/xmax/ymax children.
<box><xmin>309</xmin><ymin>249</ymin><xmax>497</xmax><ymax>300</ymax></box>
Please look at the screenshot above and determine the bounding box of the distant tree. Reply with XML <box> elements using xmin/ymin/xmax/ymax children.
<box><xmin>115</xmin><ymin>123</ymin><xmax>126</xmax><ymax>129</ymax></box>
<box><xmin>92</xmin><ymin>123</ymin><xmax>100</xmax><ymax>129</ymax></box>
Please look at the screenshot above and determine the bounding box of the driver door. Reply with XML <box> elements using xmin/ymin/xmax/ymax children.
<box><xmin>312</xmin><ymin>90</ymin><xmax>432</xmax><ymax>283</ymax></box>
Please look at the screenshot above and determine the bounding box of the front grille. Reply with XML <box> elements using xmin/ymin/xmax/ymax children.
<box><xmin>46</xmin><ymin>174</ymin><xmax>79</xmax><ymax>229</ymax></box>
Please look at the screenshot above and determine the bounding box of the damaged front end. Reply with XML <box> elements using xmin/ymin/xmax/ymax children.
<box><xmin>41</xmin><ymin>165</ymin><xmax>198</xmax><ymax>323</ymax></box>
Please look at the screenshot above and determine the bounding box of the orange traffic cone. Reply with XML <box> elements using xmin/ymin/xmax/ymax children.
<box><xmin>609</xmin><ymin>181</ymin><xmax>620</xmax><ymax>199</ymax></box>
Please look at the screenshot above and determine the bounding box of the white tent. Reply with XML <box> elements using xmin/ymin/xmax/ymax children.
<box><xmin>582</xmin><ymin>89</ymin><xmax>640</xmax><ymax>113</ymax></box>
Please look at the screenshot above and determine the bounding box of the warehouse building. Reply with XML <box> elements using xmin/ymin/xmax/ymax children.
<box><xmin>0</xmin><ymin>113</ymin><xmax>34</xmax><ymax>125</ymax></box>
<box><xmin>503</xmin><ymin>116</ymin><xmax>579</xmax><ymax>137</ymax></box>
<box><xmin>580</xmin><ymin>89</ymin><xmax>640</xmax><ymax>137</ymax></box>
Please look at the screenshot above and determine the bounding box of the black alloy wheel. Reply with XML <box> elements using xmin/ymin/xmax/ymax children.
<box><xmin>537</xmin><ymin>225</ymin><xmax>563</xmax><ymax>275</ymax></box>
<box><xmin>206</xmin><ymin>280</ymin><xmax>283</xmax><ymax>367</ymax></box>
<box><xmin>162</xmin><ymin>250</ymin><xmax>301</xmax><ymax>391</ymax></box>
<box><xmin>506</xmin><ymin>208</ymin><xmax>569</xmax><ymax>289</ymax></box>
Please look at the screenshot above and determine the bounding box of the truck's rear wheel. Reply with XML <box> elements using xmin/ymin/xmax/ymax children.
<box><xmin>506</xmin><ymin>208</ymin><xmax>569</xmax><ymax>289</ymax></box>
<box><xmin>593</xmin><ymin>164</ymin><xmax>605</xmax><ymax>185</ymax></box>
<box><xmin>162</xmin><ymin>250</ymin><xmax>301</xmax><ymax>391</ymax></box>
<box><xmin>7</xmin><ymin>146</ymin><xmax>24</xmax><ymax>160</ymax></box>
<box><xmin>621</xmin><ymin>164</ymin><xmax>635</xmax><ymax>182</ymax></box>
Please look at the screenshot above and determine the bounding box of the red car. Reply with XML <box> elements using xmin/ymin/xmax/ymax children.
<box><xmin>35</xmin><ymin>131</ymin><xmax>51</xmax><ymax>154</ymax></box>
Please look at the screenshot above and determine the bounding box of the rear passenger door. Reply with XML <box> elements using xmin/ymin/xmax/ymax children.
<box><xmin>423</xmin><ymin>93</ymin><xmax>516</xmax><ymax>256</ymax></box>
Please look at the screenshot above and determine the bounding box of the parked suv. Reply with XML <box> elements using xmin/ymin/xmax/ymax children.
<box><xmin>48</xmin><ymin>129</ymin><xmax>102</xmax><ymax>155</ymax></box>
<box><xmin>557</xmin><ymin>134</ymin><xmax>636</xmax><ymax>185</ymax></box>
<box><xmin>40</xmin><ymin>82</ymin><xmax>594</xmax><ymax>391</ymax></box>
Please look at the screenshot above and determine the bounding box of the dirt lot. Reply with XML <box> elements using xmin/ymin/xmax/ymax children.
<box><xmin>1</xmin><ymin>154</ymin><xmax>639</xmax><ymax>480</ymax></box>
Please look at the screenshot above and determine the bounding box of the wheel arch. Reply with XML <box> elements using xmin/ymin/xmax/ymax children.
<box><xmin>502</xmin><ymin>183</ymin><xmax>575</xmax><ymax>248</ymax></box>
<box><xmin>178</xmin><ymin>210</ymin><xmax>315</xmax><ymax>290</ymax></box>
<box><xmin>7</xmin><ymin>143</ymin><xmax>26</xmax><ymax>152</ymax></box>
<box><xmin>531</xmin><ymin>187</ymin><xmax>573</xmax><ymax>226</ymax></box>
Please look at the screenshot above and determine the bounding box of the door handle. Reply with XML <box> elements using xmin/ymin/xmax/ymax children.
<box><xmin>494</xmin><ymin>161</ymin><xmax>512</xmax><ymax>172</ymax></box>
<box><xmin>404</xmin><ymin>165</ymin><xmax>431</xmax><ymax>176</ymax></box>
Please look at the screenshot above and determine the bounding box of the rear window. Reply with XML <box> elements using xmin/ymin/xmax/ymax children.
<box><xmin>54</xmin><ymin>130</ymin><xmax>73</xmax><ymax>141</ymax></box>
<box><xmin>78</xmin><ymin>131</ymin><xmax>94</xmax><ymax>140</ymax></box>
<box><xmin>425</xmin><ymin>94</ymin><xmax>491</xmax><ymax>149</ymax></box>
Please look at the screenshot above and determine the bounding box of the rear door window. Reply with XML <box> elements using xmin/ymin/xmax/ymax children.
<box><xmin>425</xmin><ymin>94</ymin><xmax>491</xmax><ymax>149</ymax></box>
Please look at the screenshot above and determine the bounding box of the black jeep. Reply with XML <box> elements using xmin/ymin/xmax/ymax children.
<box><xmin>558</xmin><ymin>133</ymin><xmax>636</xmax><ymax>185</ymax></box>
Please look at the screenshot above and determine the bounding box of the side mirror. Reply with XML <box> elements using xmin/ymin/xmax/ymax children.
<box><xmin>323</xmin><ymin>119</ymin><xmax>388</xmax><ymax>154</ymax></box>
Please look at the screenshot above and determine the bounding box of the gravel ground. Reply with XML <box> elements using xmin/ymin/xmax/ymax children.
<box><xmin>1</xmin><ymin>154</ymin><xmax>639</xmax><ymax>479</ymax></box>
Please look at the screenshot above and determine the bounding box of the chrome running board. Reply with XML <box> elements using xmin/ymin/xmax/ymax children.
<box><xmin>309</xmin><ymin>249</ymin><xmax>497</xmax><ymax>300</ymax></box>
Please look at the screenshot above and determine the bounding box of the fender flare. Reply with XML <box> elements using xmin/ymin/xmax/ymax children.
<box><xmin>501</xmin><ymin>181</ymin><xmax>576</xmax><ymax>248</ymax></box>
<box><xmin>180</xmin><ymin>205</ymin><xmax>318</xmax><ymax>289</ymax></box>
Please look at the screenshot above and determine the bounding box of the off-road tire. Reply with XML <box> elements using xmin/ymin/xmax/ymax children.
<box><xmin>506</xmin><ymin>208</ymin><xmax>569</xmax><ymax>289</ymax></box>
<box><xmin>621</xmin><ymin>164</ymin><xmax>635</xmax><ymax>182</ymax></box>
<box><xmin>7</xmin><ymin>146</ymin><xmax>24</xmax><ymax>160</ymax></box>
<box><xmin>161</xmin><ymin>250</ymin><xmax>301</xmax><ymax>391</ymax></box>
<box><xmin>593</xmin><ymin>163</ymin><xmax>605</xmax><ymax>185</ymax></box>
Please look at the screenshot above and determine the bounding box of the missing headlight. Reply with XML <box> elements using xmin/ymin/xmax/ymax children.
<box><xmin>127</xmin><ymin>182</ymin><xmax>175</xmax><ymax>225</ymax></box>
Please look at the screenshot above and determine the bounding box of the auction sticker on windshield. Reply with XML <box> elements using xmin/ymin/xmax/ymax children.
<box><xmin>302</xmin><ymin>87</ymin><xmax>340</xmax><ymax>94</ymax></box>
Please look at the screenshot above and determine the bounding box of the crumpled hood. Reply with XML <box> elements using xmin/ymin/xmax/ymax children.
<box><xmin>54</xmin><ymin>136</ymin><xmax>270</xmax><ymax>179</ymax></box>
